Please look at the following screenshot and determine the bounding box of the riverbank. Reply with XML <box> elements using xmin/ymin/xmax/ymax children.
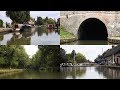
<box><xmin>98</xmin><ymin>65</ymin><xmax>120</xmax><ymax>70</ymax></box>
<box><xmin>60</xmin><ymin>27</ymin><xmax>77</xmax><ymax>44</ymax></box>
<box><xmin>0</xmin><ymin>69</ymin><xmax>24</xmax><ymax>74</ymax></box>
<box><xmin>0</xmin><ymin>28</ymin><xmax>12</xmax><ymax>33</ymax></box>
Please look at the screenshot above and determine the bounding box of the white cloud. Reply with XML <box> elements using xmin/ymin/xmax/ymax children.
<box><xmin>23</xmin><ymin>45</ymin><xmax>38</xmax><ymax>58</ymax></box>
<box><xmin>60</xmin><ymin>45</ymin><xmax>112</xmax><ymax>62</ymax></box>
<box><xmin>0</xmin><ymin>11</ymin><xmax>12</xmax><ymax>23</ymax></box>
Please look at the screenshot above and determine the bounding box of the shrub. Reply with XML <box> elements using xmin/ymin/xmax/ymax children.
<box><xmin>0</xmin><ymin>19</ymin><xmax>3</xmax><ymax>27</ymax></box>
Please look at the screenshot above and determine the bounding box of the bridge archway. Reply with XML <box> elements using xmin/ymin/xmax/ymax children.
<box><xmin>78</xmin><ymin>18</ymin><xmax>108</xmax><ymax>40</ymax></box>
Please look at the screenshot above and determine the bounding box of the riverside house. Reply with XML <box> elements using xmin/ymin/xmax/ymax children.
<box><xmin>102</xmin><ymin>45</ymin><xmax>120</xmax><ymax>66</ymax></box>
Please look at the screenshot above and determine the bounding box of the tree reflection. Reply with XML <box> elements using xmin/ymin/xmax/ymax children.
<box><xmin>60</xmin><ymin>67</ymin><xmax>86</xmax><ymax>79</ymax></box>
<box><xmin>95</xmin><ymin>66</ymin><xmax>120</xmax><ymax>79</ymax></box>
<box><xmin>7</xmin><ymin>32</ymin><xmax>31</xmax><ymax>45</ymax></box>
<box><xmin>36</xmin><ymin>26</ymin><xmax>59</xmax><ymax>36</ymax></box>
<box><xmin>0</xmin><ymin>35</ymin><xmax>4</xmax><ymax>41</ymax></box>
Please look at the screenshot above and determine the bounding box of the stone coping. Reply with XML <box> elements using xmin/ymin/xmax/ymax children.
<box><xmin>60</xmin><ymin>37</ymin><xmax>77</xmax><ymax>44</ymax></box>
<box><xmin>108</xmin><ymin>37</ymin><xmax>120</xmax><ymax>44</ymax></box>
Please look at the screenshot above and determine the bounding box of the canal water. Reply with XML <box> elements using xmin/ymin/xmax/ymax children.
<box><xmin>0</xmin><ymin>26</ymin><xmax>60</xmax><ymax>45</ymax></box>
<box><xmin>0</xmin><ymin>66</ymin><xmax>120</xmax><ymax>79</ymax></box>
<box><xmin>62</xmin><ymin>40</ymin><xmax>114</xmax><ymax>45</ymax></box>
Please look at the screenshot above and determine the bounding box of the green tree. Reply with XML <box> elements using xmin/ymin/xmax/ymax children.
<box><xmin>44</xmin><ymin>17</ymin><xmax>48</xmax><ymax>23</ymax></box>
<box><xmin>0</xmin><ymin>19</ymin><xmax>3</xmax><ymax>27</ymax></box>
<box><xmin>66</xmin><ymin>53</ymin><xmax>73</xmax><ymax>63</ymax></box>
<box><xmin>31</xmin><ymin>45</ymin><xmax>61</xmax><ymax>71</ymax></box>
<box><xmin>0</xmin><ymin>45</ymin><xmax>29</xmax><ymax>69</ymax></box>
<box><xmin>75</xmin><ymin>53</ymin><xmax>86</xmax><ymax>63</ymax></box>
<box><xmin>36</xmin><ymin>17</ymin><xmax>43</xmax><ymax>25</ymax></box>
<box><xmin>6</xmin><ymin>11</ymin><xmax>30</xmax><ymax>24</ymax></box>
<box><xmin>47</xmin><ymin>18</ymin><xmax>55</xmax><ymax>24</ymax></box>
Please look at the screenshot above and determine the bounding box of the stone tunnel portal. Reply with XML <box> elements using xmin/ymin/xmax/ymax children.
<box><xmin>78</xmin><ymin>18</ymin><xmax>108</xmax><ymax>40</ymax></box>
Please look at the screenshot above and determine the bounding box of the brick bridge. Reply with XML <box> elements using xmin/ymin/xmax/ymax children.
<box><xmin>60</xmin><ymin>11</ymin><xmax>120</xmax><ymax>40</ymax></box>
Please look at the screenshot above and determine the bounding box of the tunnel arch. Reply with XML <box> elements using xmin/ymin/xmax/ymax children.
<box><xmin>78</xmin><ymin>18</ymin><xmax>108</xmax><ymax>40</ymax></box>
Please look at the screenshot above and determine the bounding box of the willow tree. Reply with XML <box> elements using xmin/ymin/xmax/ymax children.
<box><xmin>6</xmin><ymin>11</ymin><xmax>30</xmax><ymax>24</ymax></box>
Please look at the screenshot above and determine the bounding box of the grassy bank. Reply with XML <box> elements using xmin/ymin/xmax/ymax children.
<box><xmin>0</xmin><ymin>69</ymin><xmax>24</xmax><ymax>74</ymax></box>
<box><xmin>60</xmin><ymin>27</ymin><xmax>77</xmax><ymax>44</ymax></box>
<box><xmin>60</xmin><ymin>27</ymin><xmax>76</xmax><ymax>39</ymax></box>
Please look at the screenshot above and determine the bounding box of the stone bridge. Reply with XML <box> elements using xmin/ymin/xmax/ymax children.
<box><xmin>60</xmin><ymin>11</ymin><xmax>120</xmax><ymax>40</ymax></box>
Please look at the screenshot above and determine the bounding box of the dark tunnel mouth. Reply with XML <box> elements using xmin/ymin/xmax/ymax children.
<box><xmin>78</xmin><ymin>18</ymin><xmax>108</xmax><ymax>40</ymax></box>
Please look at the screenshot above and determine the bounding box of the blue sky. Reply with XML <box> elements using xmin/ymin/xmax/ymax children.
<box><xmin>60</xmin><ymin>45</ymin><xmax>112</xmax><ymax>62</ymax></box>
<box><xmin>0</xmin><ymin>11</ymin><xmax>60</xmax><ymax>23</ymax></box>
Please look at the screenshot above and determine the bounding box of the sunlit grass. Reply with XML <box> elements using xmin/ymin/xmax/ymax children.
<box><xmin>0</xmin><ymin>69</ymin><xmax>23</xmax><ymax>74</ymax></box>
<box><xmin>60</xmin><ymin>27</ymin><xmax>75</xmax><ymax>39</ymax></box>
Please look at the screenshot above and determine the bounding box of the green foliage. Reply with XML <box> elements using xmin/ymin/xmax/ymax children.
<box><xmin>35</xmin><ymin>16</ymin><xmax>56</xmax><ymax>26</ymax></box>
<box><xmin>0</xmin><ymin>19</ymin><xmax>3</xmax><ymax>27</ymax></box>
<box><xmin>36</xmin><ymin>17</ymin><xmax>43</xmax><ymax>25</ymax></box>
<box><xmin>0</xmin><ymin>45</ymin><xmax>29</xmax><ymax>69</ymax></box>
<box><xmin>31</xmin><ymin>45</ymin><xmax>61</xmax><ymax>70</ymax></box>
<box><xmin>6</xmin><ymin>11</ymin><xmax>30</xmax><ymax>24</ymax></box>
<box><xmin>66</xmin><ymin>53</ymin><xmax>73</xmax><ymax>63</ymax></box>
<box><xmin>75</xmin><ymin>53</ymin><xmax>86</xmax><ymax>63</ymax></box>
<box><xmin>46</xmin><ymin>18</ymin><xmax>55</xmax><ymax>24</ymax></box>
<box><xmin>60</xmin><ymin>48</ymin><xmax>87</xmax><ymax>63</ymax></box>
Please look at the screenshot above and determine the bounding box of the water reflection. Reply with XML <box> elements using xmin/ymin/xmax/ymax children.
<box><xmin>2</xmin><ymin>67</ymin><xmax>120</xmax><ymax>79</ymax></box>
<box><xmin>0</xmin><ymin>26</ymin><xmax>60</xmax><ymax>45</ymax></box>
<box><xmin>0</xmin><ymin>35</ymin><xmax>4</xmax><ymax>41</ymax></box>
<box><xmin>60</xmin><ymin>67</ymin><xmax>86</xmax><ymax>79</ymax></box>
<box><xmin>95</xmin><ymin>66</ymin><xmax>120</xmax><ymax>79</ymax></box>
<box><xmin>62</xmin><ymin>40</ymin><xmax>113</xmax><ymax>45</ymax></box>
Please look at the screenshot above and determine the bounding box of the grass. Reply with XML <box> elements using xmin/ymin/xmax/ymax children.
<box><xmin>60</xmin><ymin>27</ymin><xmax>76</xmax><ymax>39</ymax></box>
<box><xmin>0</xmin><ymin>69</ymin><xmax>23</xmax><ymax>74</ymax></box>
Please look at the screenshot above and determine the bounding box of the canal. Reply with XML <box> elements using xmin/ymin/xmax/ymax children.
<box><xmin>0</xmin><ymin>26</ymin><xmax>60</xmax><ymax>45</ymax></box>
<box><xmin>0</xmin><ymin>66</ymin><xmax>120</xmax><ymax>79</ymax></box>
<box><xmin>62</xmin><ymin>40</ymin><xmax>114</xmax><ymax>45</ymax></box>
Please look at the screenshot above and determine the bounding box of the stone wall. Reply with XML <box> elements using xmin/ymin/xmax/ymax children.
<box><xmin>60</xmin><ymin>11</ymin><xmax>120</xmax><ymax>38</ymax></box>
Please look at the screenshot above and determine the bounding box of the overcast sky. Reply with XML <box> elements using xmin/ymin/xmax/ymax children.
<box><xmin>23</xmin><ymin>45</ymin><xmax>38</xmax><ymax>58</ymax></box>
<box><xmin>60</xmin><ymin>45</ymin><xmax>112</xmax><ymax>62</ymax></box>
<box><xmin>0</xmin><ymin>11</ymin><xmax>60</xmax><ymax>23</ymax></box>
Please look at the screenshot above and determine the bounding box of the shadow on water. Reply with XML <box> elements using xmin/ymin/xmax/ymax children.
<box><xmin>0</xmin><ymin>26</ymin><xmax>60</xmax><ymax>45</ymax></box>
<box><xmin>95</xmin><ymin>66</ymin><xmax>120</xmax><ymax>79</ymax></box>
<box><xmin>62</xmin><ymin>40</ymin><xmax>111</xmax><ymax>45</ymax></box>
<box><xmin>2</xmin><ymin>67</ymin><xmax>119</xmax><ymax>79</ymax></box>
<box><xmin>60</xmin><ymin>67</ymin><xmax>86</xmax><ymax>79</ymax></box>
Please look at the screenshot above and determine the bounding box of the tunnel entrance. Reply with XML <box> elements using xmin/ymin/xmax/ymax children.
<box><xmin>78</xmin><ymin>18</ymin><xmax>108</xmax><ymax>40</ymax></box>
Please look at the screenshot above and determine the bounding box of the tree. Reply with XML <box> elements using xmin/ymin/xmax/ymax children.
<box><xmin>66</xmin><ymin>53</ymin><xmax>73</xmax><ymax>63</ymax></box>
<box><xmin>44</xmin><ymin>17</ymin><xmax>48</xmax><ymax>23</ymax></box>
<box><xmin>0</xmin><ymin>45</ymin><xmax>29</xmax><ymax>69</ymax></box>
<box><xmin>75</xmin><ymin>53</ymin><xmax>86</xmax><ymax>63</ymax></box>
<box><xmin>6</xmin><ymin>11</ymin><xmax>30</xmax><ymax>24</ymax></box>
<box><xmin>57</xmin><ymin>18</ymin><xmax>60</xmax><ymax>26</ymax></box>
<box><xmin>60</xmin><ymin>48</ymin><xmax>67</xmax><ymax>63</ymax></box>
<box><xmin>47</xmin><ymin>18</ymin><xmax>55</xmax><ymax>24</ymax></box>
<box><xmin>36</xmin><ymin>17</ymin><xmax>43</xmax><ymax>25</ymax></box>
<box><xmin>0</xmin><ymin>19</ymin><xmax>3</xmax><ymax>27</ymax></box>
<box><xmin>31</xmin><ymin>45</ymin><xmax>61</xmax><ymax>71</ymax></box>
<box><xmin>94</xmin><ymin>55</ymin><xmax>103</xmax><ymax>64</ymax></box>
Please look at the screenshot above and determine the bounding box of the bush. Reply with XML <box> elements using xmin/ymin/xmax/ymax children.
<box><xmin>0</xmin><ymin>19</ymin><xmax>3</xmax><ymax>27</ymax></box>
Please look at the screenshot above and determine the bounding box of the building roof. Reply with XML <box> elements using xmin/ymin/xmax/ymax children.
<box><xmin>103</xmin><ymin>45</ymin><xmax>120</xmax><ymax>57</ymax></box>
